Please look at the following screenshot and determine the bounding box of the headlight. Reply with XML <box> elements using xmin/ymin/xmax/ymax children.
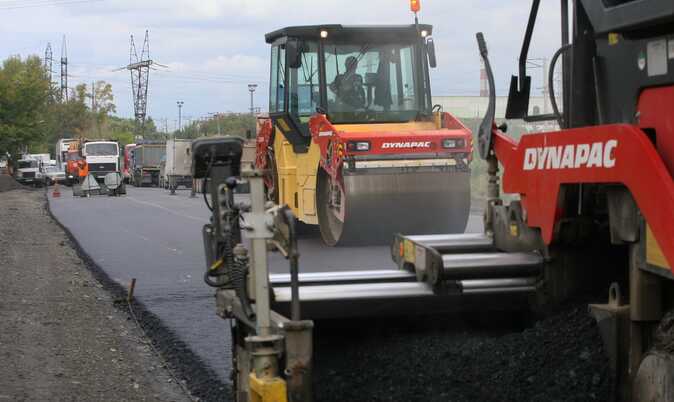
<box><xmin>442</xmin><ymin>138</ymin><xmax>466</xmax><ymax>149</ymax></box>
<box><xmin>347</xmin><ymin>141</ymin><xmax>371</xmax><ymax>152</ymax></box>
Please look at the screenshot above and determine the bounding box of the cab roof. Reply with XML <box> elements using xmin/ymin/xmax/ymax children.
<box><xmin>265</xmin><ymin>24</ymin><xmax>433</xmax><ymax>44</ymax></box>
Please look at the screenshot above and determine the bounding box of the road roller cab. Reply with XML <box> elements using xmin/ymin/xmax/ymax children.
<box><xmin>256</xmin><ymin>24</ymin><xmax>473</xmax><ymax>246</ymax></box>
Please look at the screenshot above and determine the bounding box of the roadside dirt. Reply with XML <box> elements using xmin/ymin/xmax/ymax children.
<box><xmin>0</xmin><ymin>181</ymin><xmax>191</xmax><ymax>401</ymax></box>
<box><xmin>0</xmin><ymin>174</ymin><xmax>27</xmax><ymax>192</ymax></box>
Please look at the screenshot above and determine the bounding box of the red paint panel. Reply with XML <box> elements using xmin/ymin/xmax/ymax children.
<box><xmin>637</xmin><ymin>86</ymin><xmax>674</xmax><ymax>177</ymax></box>
<box><xmin>492</xmin><ymin>124</ymin><xmax>674</xmax><ymax>272</ymax></box>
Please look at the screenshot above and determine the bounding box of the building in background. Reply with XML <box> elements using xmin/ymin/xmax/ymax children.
<box><xmin>432</xmin><ymin>96</ymin><xmax>549</xmax><ymax>120</ymax></box>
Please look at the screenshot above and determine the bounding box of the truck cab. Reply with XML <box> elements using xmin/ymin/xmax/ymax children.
<box><xmin>15</xmin><ymin>158</ymin><xmax>45</xmax><ymax>186</ymax></box>
<box><xmin>82</xmin><ymin>141</ymin><xmax>120</xmax><ymax>179</ymax></box>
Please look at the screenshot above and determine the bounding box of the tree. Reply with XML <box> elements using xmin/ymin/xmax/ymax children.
<box><xmin>181</xmin><ymin>113</ymin><xmax>256</xmax><ymax>139</ymax></box>
<box><xmin>1</xmin><ymin>53</ymin><xmax>160</xmax><ymax>159</ymax></box>
<box><xmin>0</xmin><ymin>55</ymin><xmax>51</xmax><ymax>159</ymax></box>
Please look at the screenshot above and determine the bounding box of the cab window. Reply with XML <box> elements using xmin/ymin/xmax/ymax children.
<box><xmin>288</xmin><ymin>41</ymin><xmax>319</xmax><ymax>122</ymax></box>
<box><xmin>269</xmin><ymin>45</ymin><xmax>286</xmax><ymax>113</ymax></box>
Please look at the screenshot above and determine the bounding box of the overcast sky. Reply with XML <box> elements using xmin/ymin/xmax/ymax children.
<box><xmin>2</xmin><ymin>0</ymin><xmax>563</xmax><ymax>130</ymax></box>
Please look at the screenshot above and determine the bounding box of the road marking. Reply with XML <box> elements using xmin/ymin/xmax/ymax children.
<box><xmin>125</xmin><ymin>196</ymin><xmax>207</xmax><ymax>223</ymax></box>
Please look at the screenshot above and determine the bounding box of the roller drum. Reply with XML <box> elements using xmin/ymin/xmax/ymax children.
<box><xmin>317</xmin><ymin>167</ymin><xmax>471</xmax><ymax>246</ymax></box>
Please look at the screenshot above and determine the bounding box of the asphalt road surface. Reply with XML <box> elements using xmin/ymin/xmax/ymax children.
<box><xmin>48</xmin><ymin>186</ymin><xmax>483</xmax><ymax>381</ymax></box>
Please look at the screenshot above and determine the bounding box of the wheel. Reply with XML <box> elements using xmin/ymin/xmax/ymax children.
<box><xmin>633</xmin><ymin>351</ymin><xmax>674</xmax><ymax>402</ymax></box>
<box><xmin>316</xmin><ymin>168</ymin><xmax>471</xmax><ymax>246</ymax></box>
<box><xmin>316</xmin><ymin>169</ymin><xmax>345</xmax><ymax>246</ymax></box>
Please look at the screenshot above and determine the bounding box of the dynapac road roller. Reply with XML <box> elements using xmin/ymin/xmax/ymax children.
<box><xmin>255</xmin><ymin>17</ymin><xmax>473</xmax><ymax>245</ymax></box>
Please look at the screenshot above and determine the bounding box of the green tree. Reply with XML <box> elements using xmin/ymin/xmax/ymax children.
<box><xmin>181</xmin><ymin>113</ymin><xmax>256</xmax><ymax>139</ymax></box>
<box><xmin>0</xmin><ymin>55</ymin><xmax>51</xmax><ymax>159</ymax></box>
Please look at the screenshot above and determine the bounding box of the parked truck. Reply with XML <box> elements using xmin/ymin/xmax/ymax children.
<box><xmin>81</xmin><ymin>140</ymin><xmax>120</xmax><ymax>179</ymax></box>
<box><xmin>14</xmin><ymin>156</ymin><xmax>45</xmax><ymax>187</ymax></box>
<box><xmin>55</xmin><ymin>138</ymin><xmax>79</xmax><ymax>171</ymax></box>
<box><xmin>131</xmin><ymin>142</ymin><xmax>165</xmax><ymax>187</ymax></box>
<box><xmin>163</xmin><ymin>139</ymin><xmax>192</xmax><ymax>191</ymax></box>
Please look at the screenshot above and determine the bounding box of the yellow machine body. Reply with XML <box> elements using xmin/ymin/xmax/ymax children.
<box><xmin>271</xmin><ymin>120</ymin><xmax>441</xmax><ymax>225</ymax></box>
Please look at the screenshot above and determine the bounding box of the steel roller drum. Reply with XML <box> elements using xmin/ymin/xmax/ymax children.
<box><xmin>317</xmin><ymin>167</ymin><xmax>471</xmax><ymax>246</ymax></box>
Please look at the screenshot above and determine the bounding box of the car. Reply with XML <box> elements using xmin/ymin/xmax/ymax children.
<box><xmin>43</xmin><ymin>165</ymin><xmax>66</xmax><ymax>185</ymax></box>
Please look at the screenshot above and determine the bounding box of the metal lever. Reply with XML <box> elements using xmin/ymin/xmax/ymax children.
<box><xmin>476</xmin><ymin>32</ymin><xmax>497</xmax><ymax>159</ymax></box>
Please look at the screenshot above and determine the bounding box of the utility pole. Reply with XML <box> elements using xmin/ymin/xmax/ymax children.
<box><xmin>172</xmin><ymin>101</ymin><xmax>184</xmax><ymax>195</ymax></box>
<box><xmin>60</xmin><ymin>36</ymin><xmax>68</xmax><ymax>103</ymax></box>
<box><xmin>91</xmin><ymin>81</ymin><xmax>98</xmax><ymax>134</ymax></box>
<box><xmin>44</xmin><ymin>42</ymin><xmax>54</xmax><ymax>89</ymax></box>
<box><xmin>117</xmin><ymin>30</ymin><xmax>166</xmax><ymax>136</ymax></box>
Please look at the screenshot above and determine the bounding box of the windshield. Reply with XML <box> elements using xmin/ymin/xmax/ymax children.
<box><xmin>18</xmin><ymin>160</ymin><xmax>37</xmax><ymax>169</ymax></box>
<box><xmin>324</xmin><ymin>42</ymin><xmax>425</xmax><ymax>124</ymax></box>
<box><xmin>85</xmin><ymin>143</ymin><xmax>118</xmax><ymax>156</ymax></box>
<box><xmin>66</xmin><ymin>152</ymin><xmax>82</xmax><ymax>161</ymax></box>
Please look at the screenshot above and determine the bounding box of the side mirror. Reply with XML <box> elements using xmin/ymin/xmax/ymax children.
<box><xmin>286</xmin><ymin>38</ymin><xmax>302</xmax><ymax>69</ymax></box>
<box><xmin>426</xmin><ymin>38</ymin><xmax>437</xmax><ymax>68</ymax></box>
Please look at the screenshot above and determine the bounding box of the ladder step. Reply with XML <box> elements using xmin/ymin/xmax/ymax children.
<box><xmin>403</xmin><ymin>233</ymin><xmax>495</xmax><ymax>253</ymax></box>
<box><xmin>269</xmin><ymin>269</ymin><xmax>415</xmax><ymax>287</ymax></box>
<box><xmin>440</xmin><ymin>252</ymin><xmax>543</xmax><ymax>279</ymax></box>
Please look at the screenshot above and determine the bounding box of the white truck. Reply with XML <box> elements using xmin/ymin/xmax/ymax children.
<box><xmin>15</xmin><ymin>155</ymin><xmax>46</xmax><ymax>186</ymax></box>
<box><xmin>55</xmin><ymin>138</ymin><xmax>79</xmax><ymax>171</ymax></box>
<box><xmin>82</xmin><ymin>140</ymin><xmax>120</xmax><ymax>179</ymax></box>
<box><xmin>163</xmin><ymin>139</ymin><xmax>193</xmax><ymax>190</ymax></box>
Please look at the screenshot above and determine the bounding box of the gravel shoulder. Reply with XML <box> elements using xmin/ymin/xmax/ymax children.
<box><xmin>0</xmin><ymin>179</ymin><xmax>190</xmax><ymax>401</ymax></box>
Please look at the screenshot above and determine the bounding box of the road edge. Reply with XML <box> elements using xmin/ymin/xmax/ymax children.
<box><xmin>44</xmin><ymin>194</ymin><xmax>230</xmax><ymax>402</ymax></box>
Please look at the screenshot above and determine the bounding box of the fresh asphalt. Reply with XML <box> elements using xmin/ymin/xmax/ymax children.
<box><xmin>48</xmin><ymin>186</ymin><xmax>483</xmax><ymax>380</ymax></box>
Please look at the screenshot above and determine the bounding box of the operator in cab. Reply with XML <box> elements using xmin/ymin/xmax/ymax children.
<box><xmin>329</xmin><ymin>56</ymin><xmax>366</xmax><ymax>110</ymax></box>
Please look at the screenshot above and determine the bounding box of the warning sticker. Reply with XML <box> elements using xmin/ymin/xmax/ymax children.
<box><xmin>647</xmin><ymin>39</ymin><xmax>667</xmax><ymax>76</ymax></box>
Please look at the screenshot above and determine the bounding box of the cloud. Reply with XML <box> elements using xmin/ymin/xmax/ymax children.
<box><xmin>1</xmin><ymin>0</ymin><xmax>565</xmax><ymax>120</ymax></box>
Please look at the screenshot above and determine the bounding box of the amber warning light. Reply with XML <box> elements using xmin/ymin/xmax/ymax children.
<box><xmin>410</xmin><ymin>0</ymin><xmax>421</xmax><ymax>13</ymax></box>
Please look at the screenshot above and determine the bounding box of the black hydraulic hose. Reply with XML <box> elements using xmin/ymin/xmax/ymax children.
<box><xmin>232</xmin><ymin>261</ymin><xmax>255</xmax><ymax>319</ymax></box>
<box><xmin>283</xmin><ymin>207</ymin><xmax>301</xmax><ymax>321</ymax></box>
<box><xmin>202</xmin><ymin>155</ymin><xmax>215</xmax><ymax>212</ymax></box>
<box><xmin>548</xmin><ymin>43</ymin><xmax>572</xmax><ymax>128</ymax></box>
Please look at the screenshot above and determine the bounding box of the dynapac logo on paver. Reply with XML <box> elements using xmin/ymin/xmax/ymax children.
<box><xmin>382</xmin><ymin>141</ymin><xmax>432</xmax><ymax>149</ymax></box>
<box><xmin>523</xmin><ymin>140</ymin><xmax>618</xmax><ymax>170</ymax></box>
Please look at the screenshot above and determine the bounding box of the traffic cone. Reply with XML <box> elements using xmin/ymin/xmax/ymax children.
<box><xmin>53</xmin><ymin>179</ymin><xmax>61</xmax><ymax>198</ymax></box>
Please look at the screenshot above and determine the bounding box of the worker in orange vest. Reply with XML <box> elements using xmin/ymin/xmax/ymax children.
<box><xmin>76</xmin><ymin>159</ymin><xmax>89</xmax><ymax>183</ymax></box>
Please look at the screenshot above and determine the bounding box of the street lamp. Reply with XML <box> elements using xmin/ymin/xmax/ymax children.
<box><xmin>172</xmin><ymin>101</ymin><xmax>184</xmax><ymax>195</ymax></box>
<box><xmin>208</xmin><ymin>112</ymin><xmax>222</xmax><ymax>136</ymax></box>
<box><xmin>248</xmin><ymin>84</ymin><xmax>258</xmax><ymax>139</ymax></box>
<box><xmin>176</xmin><ymin>101</ymin><xmax>184</xmax><ymax>134</ymax></box>
<box><xmin>248</xmin><ymin>84</ymin><xmax>258</xmax><ymax>115</ymax></box>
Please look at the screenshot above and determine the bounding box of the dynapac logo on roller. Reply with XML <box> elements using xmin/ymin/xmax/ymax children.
<box><xmin>523</xmin><ymin>140</ymin><xmax>618</xmax><ymax>171</ymax></box>
<box><xmin>382</xmin><ymin>141</ymin><xmax>431</xmax><ymax>149</ymax></box>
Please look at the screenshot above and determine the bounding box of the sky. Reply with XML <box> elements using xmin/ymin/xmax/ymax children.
<box><xmin>1</xmin><ymin>0</ymin><xmax>564</xmax><ymax>130</ymax></box>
